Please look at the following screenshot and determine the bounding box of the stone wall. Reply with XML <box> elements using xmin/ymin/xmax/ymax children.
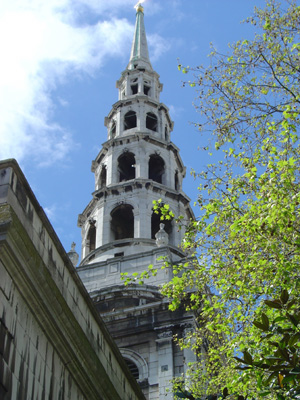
<box><xmin>0</xmin><ymin>159</ymin><xmax>145</xmax><ymax>400</ymax></box>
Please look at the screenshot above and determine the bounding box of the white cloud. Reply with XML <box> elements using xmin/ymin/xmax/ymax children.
<box><xmin>0</xmin><ymin>0</ymin><xmax>170</xmax><ymax>166</ymax></box>
<box><xmin>58</xmin><ymin>97</ymin><xmax>69</xmax><ymax>107</ymax></box>
<box><xmin>44</xmin><ymin>203</ymin><xmax>58</xmax><ymax>221</ymax></box>
<box><xmin>148</xmin><ymin>33</ymin><xmax>170</xmax><ymax>62</ymax></box>
<box><xmin>168</xmin><ymin>104</ymin><xmax>184</xmax><ymax>119</ymax></box>
<box><xmin>0</xmin><ymin>0</ymin><xmax>140</xmax><ymax>166</ymax></box>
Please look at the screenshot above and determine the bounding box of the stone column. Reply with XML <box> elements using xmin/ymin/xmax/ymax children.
<box><xmin>183</xmin><ymin>324</ymin><xmax>197</xmax><ymax>377</ymax></box>
<box><xmin>139</xmin><ymin>147</ymin><xmax>148</xmax><ymax>179</ymax></box>
<box><xmin>155</xmin><ymin>329</ymin><xmax>174</xmax><ymax>400</ymax></box>
<box><xmin>102</xmin><ymin>209</ymin><xmax>111</xmax><ymax>244</ymax></box>
<box><xmin>132</xmin><ymin>206</ymin><xmax>140</xmax><ymax>238</ymax></box>
<box><xmin>116</xmin><ymin>108</ymin><xmax>122</xmax><ymax>137</ymax></box>
<box><xmin>96</xmin><ymin>205</ymin><xmax>104</xmax><ymax>247</ymax></box>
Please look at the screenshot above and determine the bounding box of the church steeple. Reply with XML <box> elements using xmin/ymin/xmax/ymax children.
<box><xmin>78</xmin><ymin>2</ymin><xmax>192</xmax><ymax>263</ymax></box>
<box><xmin>77</xmin><ymin>5</ymin><xmax>196</xmax><ymax>399</ymax></box>
<box><xmin>128</xmin><ymin>3</ymin><xmax>152</xmax><ymax>71</ymax></box>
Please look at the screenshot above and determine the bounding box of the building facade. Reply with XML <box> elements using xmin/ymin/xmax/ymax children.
<box><xmin>77</xmin><ymin>4</ymin><xmax>197</xmax><ymax>399</ymax></box>
<box><xmin>0</xmin><ymin>159</ymin><xmax>145</xmax><ymax>400</ymax></box>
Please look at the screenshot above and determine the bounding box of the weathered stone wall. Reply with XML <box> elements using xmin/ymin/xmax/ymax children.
<box><xmin>1</xmin><ymin>261</ymin><xmax>88</xmax><ymax>400</ymax></box>
<box><xmin>0</xmin><ymin>159</ymin><xmax>145</xmax><ymax>400</ymax></box>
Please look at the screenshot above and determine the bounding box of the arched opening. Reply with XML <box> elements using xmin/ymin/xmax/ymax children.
<box><xmin>131</xmin><ymin>84</ymin><xmax>138</xmax><ymax>95</ymax></box>
<box><xmin>144</xmin><ymin>85</ymin><xmax>150</xmax><ymax>96</ymax></box>
<box><xmin>110</xmin><ymin>121</ymin><xmax>116</xmax><ymax>138</ymax></box>
<box><xmin>144</xmin><ymin>80</ymin><xmax>151</xmax><ymax>96</ymax></box>
<box><xmin>87</xmin><ymin>221</ymin><xmax>96</xmax><ymax>252</ymax></box>
<box><xmin>111</xmin><ymin>205</ymin><xmax>134</xmax><ymax>240</ymax></box>
<box><xmin>131</xmin><ymin>78</ymin><xmax>138</xmax><ymax>95</ymax></box>
<box><xmin>165</xmin><ymin>126</ymin><xmax>168</xmax><ymax>141</ymax></box>
<box><xmin>118</xmin><ymin>152</ymin><xmax>135</xmax><ymax>182</ymax></box>
<box><xmin>174</xmin><ymin>171</ymin><xmax>179</xmax><ymax>191</ymax></box>
<box><xmin>125</xmin><ymin>359</ymin><xmax>139</xmax><ymax>380</ymax></box>
<box><xmin>148</xmin><ymin>154</ymin><xmax>165</xmax><ymax>184</ymax></box>
<box><xmin>124</xmin><ymin>111</ymin><xmax>137</xmax><ymax>130</ymax></box>
<box><xmin>146</xmin><ymin>112</ymin><xmax>158</xmax><ymax>131</ymax></box>
<box><xmin>100</xmin><ymin>166</ymin><xmax>107</xmax><ymax>187</ymax></box>
<box><xmin>120</xmin><ymin>348</ymin><xmax>148</xmax><ymax>383</ymax></box>
<box><xmin>151</xmin><ymin>208</ymin><xmax>172</xmax><ymax>240</ymax></box>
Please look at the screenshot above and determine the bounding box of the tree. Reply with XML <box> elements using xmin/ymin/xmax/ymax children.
<box><xmin>124</xmin><ymin>1</ymin><xmax>300</xmax><ymax>398</ymax></box>
<box><xmin>173</xmin><ymin>0</ymin><xmax>300</xmax><ymax>398</ymax></box>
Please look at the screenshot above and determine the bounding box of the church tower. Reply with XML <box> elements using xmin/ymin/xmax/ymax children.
<box><xmin>77</xmin><ymin>4</ymin><xmax>196</xmax><ymax>399</ymax></box>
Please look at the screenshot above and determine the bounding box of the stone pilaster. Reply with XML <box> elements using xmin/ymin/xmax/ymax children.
<box><xmin>156</xmin><ymin>329</ymin><xmax>174</xmax><ymax>400</ymax></box>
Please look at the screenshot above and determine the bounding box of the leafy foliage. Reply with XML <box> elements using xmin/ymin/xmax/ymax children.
<box><xmin>234</xmin><ymin>291</ymin><xmax>300</xmax><ymax>399</ymax></box>
<box><xmin>153</xmin><ymin>199</ymin><xmax>175</xmax><ymax>220</ymax></box>
<box><xmin>173</xmin><ymin>1</ymin><xmax>300</xmax><ymax>398</ymax></box>
<box><xmin>124</xmin><ymin>1</ymin><xmax>300</xmax><ymax>398</ymax></box>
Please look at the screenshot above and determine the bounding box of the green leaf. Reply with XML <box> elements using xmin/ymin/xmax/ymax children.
<box><xmin>264</xmin><ymin>300</ymin><xmax>283</xmax><ymax>310</ymax></box>
<box><xmin>243</xmin><ymin>351</ymin><xmax>253</xmax><ymax>365</ymax></box>
<box><xmin>265</xmin><ymin>371</ymin><xmax>279</xmax><ymax>385</ymax></box>
<box><xmin>280</xmin><ymin>289</ymin><xmax>289</xmax><ymax>305</ymax></box>
<box><xmin>289</xmin><ymin>333</ymin><xmax>300</xmax><ymax>347</ymax></box>
<box><xmin>287</xmin><ymin>313</ymin><xmax>299</xmax><ymax>327</ymax></box>
<box><xmin>234</xmin><ymin>356</ymin><xmax>249</xmax><ymax>365</ymax></box>
<box><xmin>287</xmin><ymin>299</ymin><xmax>297</xmax><ymax>310</ymax></box>
<box><xmin>282</xmin><ymin>374</ymin><xmax>296</xmax><ymax>384</ymax></box>
<box><xmin>253</xmin><ymin>320</ymin><xmax>268</xmax><ymax>331</ymax></box>
<box><xmin>291</xmin><ymin>367</ymin><xmax>300</xmax><ymax>374</ymax></box>
<box><xmin>261</xmin><ymin>313</ymin><xmax>270</xmax><ymax>330</ymax></box>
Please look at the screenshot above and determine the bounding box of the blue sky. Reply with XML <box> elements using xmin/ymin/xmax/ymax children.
<box><xmin>0</xmin><ymin>0</ymin><xmax>267</xmax><ymax>259</ymax></box>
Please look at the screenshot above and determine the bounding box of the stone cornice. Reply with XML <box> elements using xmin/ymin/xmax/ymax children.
<box><xmin>78</xmin><ymin>238</ymin><xmax>188</xmax><ymax>266</ymax></box>
<box><xmin>93</xmin><ymin>133</ymin><xmax>184</xmax><ymax>173</ymax></box>
<box><xmin>93</xmin><ymin>179</ymin><xmax>191</xmax><ymax>202</ymax></box>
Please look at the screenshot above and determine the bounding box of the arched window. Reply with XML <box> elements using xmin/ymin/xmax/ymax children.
<box><xmin>110</xmin><ymin>121</ymin><xmax>116</xmax><ymax>138</ymax></box>
<box><xmin>87</xmin><ymin>221</ymin><xmax>96</xmax><ymax>252</ymax></box>
<box><xmin>118</xmin><ymin>152</ymin><xmax>135</xmax><ymax>182</ymax></box>
<box><xmin>124</xmin><ymin>111</ymin><xmax>137</xmax><ymax>130</ymax></box>
<box><xmin>151</xmin><ymin>208</ymin><xmax>172</xmax><ymax>240</ymax></box>
<box><xmin>146</xmin><ymin>112</ymin><xmax>157</xmax><ymax>131</ymax></box>
<box><xmin>100</xmin><ymin>166</ymin><xmax>107</xmax><ymax>187</ymax></box>
<box><xmin>165</xmin><ymin>126</ymin><xmax>168</xmax><ymax>141</ymax></box>
<box><xmin>131</xmin><ymin>84</ymin><xmax>138</xmax><ymax>95</ymax></box>
<box><xmin>143</xmin><ymin>82</ymin><xmax>151</xmax><ymax>96</ymax></box>
<box><xmin>111</xmin><ymin>205</ymin><xmax>134</xmax><ymax>240</ymax></box>
<box><xmin>125</xmin><ymin>359</ymin><xmax>139</xmax><ymax>380</ymax></box>
<box><xmin>120</xmin><ymin>348</ymin><xmax>148</xmax><ymax>383</ymax></box>
<box><xmin>148</xmin><ymin>154</ymin><xmax>165</xmax><ymax>184</ymax></box>
<box><xmin>174</xmin><ymin>171</ymin><xmax>179</xmax><ymax>191</ymax></box>
<box><xmin>131</xmin><ymin>78</ymin><xmax>138</xmax><ymax>95</ymax></box>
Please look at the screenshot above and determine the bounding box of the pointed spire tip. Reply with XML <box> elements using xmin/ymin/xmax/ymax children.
<box><xmin>128</xmin><ymin>0</ymin><xmax>152</xmax><ymax>71</ymax></box>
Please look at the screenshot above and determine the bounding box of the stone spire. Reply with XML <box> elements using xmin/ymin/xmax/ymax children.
<box><xmin>77</xmin><ymin>6</ymin><xmax>197</xmax><ymax>399</ymax></box>
<box><xmin>77</xmin><ymin>1</ymin><xmax>192</xmax><ymax>262</ymax></box>
<box><xmin>127</xmin><ymin>2</ymin><xmax>152</xmax><ymax>71</ymax></box>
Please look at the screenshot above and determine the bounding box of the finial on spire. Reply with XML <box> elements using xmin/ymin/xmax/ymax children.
<box><xmin>134</xmin><ymin>1</ymin><xmax>145</xmax><ymax>13</ymax></box>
